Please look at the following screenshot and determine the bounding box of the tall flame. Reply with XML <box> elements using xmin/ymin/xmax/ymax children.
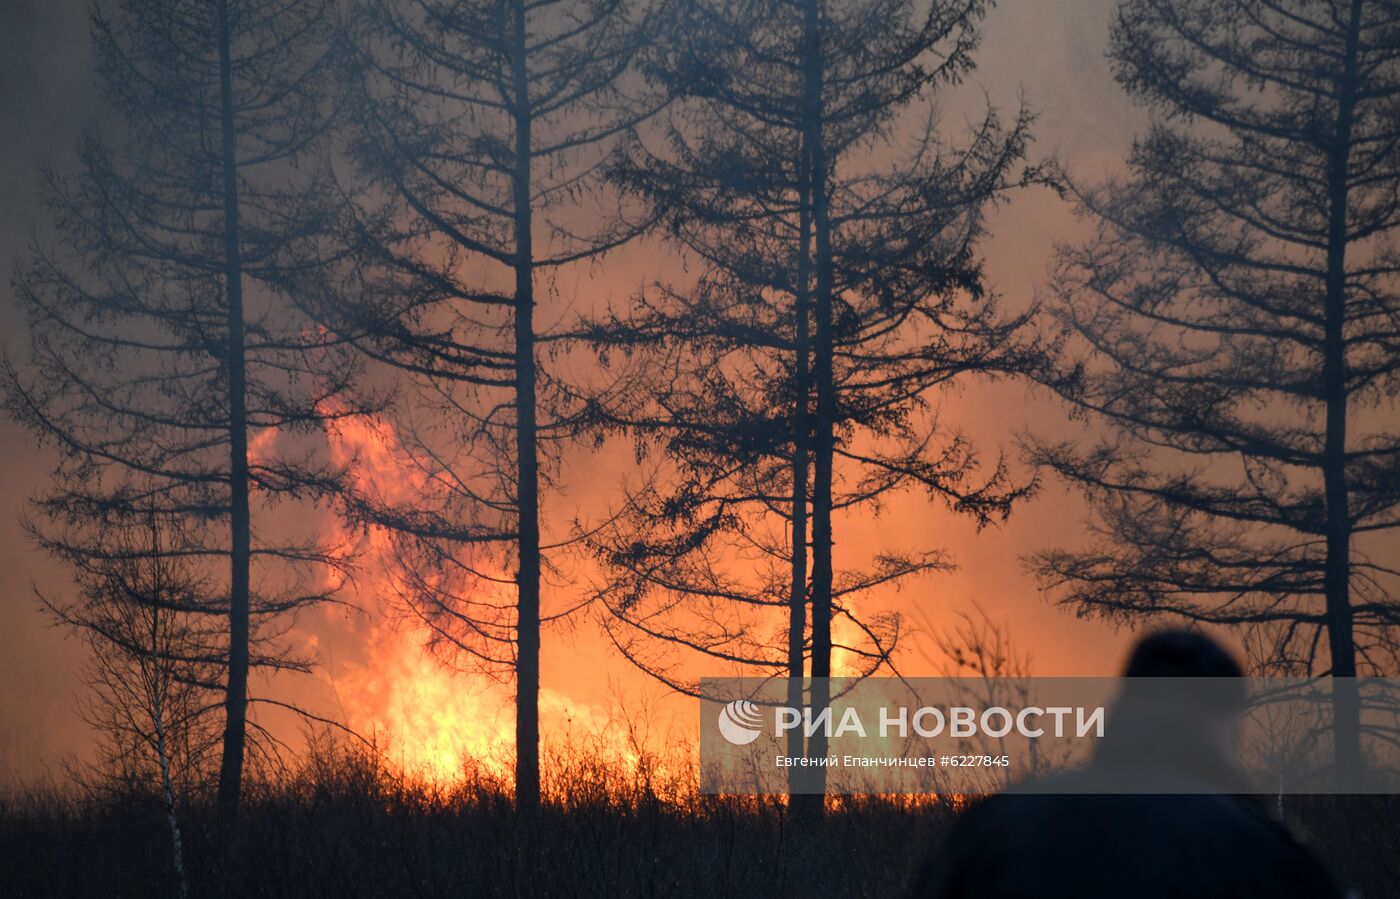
<box><xmin>315</xmin><ymin>411</ymin><xmax>635</xmax><ymax>783</ymax></box>
<box><xmin>303</xmin><ymin>404</ymin><xmax>871</xmax><ymax>785</ymax></box>
<box><xmin>319</xmin><ymin>412</ymin><xmax>517</xmax><ymax>781</ymax></box>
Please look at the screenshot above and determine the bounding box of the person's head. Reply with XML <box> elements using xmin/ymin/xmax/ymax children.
<box><xmin>1122</xmin><ymin>629</ymin><xmax>1244</xmax><ymax>679</ymax></box>
<box><xmin>1102</xmin><ymin>629</ymin><xmax>1247</xmax><ymax>779</ymax></box>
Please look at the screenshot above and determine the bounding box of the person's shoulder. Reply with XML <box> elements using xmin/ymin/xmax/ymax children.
<box><xmin>908</xmin><ymin>792</ymin><xmax>1347</xmax><ymax>899</ymax></box>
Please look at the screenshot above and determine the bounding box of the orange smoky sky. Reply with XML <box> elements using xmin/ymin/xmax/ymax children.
<box><xmin>0</xmin><ymin>0</ymin><xmax>1146</xmax><ymax>784</ymax></box>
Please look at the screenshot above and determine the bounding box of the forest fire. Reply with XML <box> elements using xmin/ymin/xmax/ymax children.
<box><xmin>316</xmin><ymin>412</ymin><xmax>641</xmax><ymax>782</ymax></box>
<box><xmin>333</xmin><ymin>617</ymin><xmax>515</xmax><ymax>781</ymax></box>
<box><xmin>318</xmin><ymin>411</ymin><xmax>517</xmax><ymax>781</ymax></box>
<box><xmin>3</xmin><ymin>0</ymin><xmax>1397</xmax><ymax>894</ymax></box>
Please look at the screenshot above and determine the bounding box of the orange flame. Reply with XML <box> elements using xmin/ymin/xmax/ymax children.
<box><xmin>318</xmin><ymin>412</ymin><xmax>518</xmax><ymax>781</ymax></box>
<box><xmin>316</xmin><ymin>411</ymin><xmax>635</xmax><ymax>783</ymax></box>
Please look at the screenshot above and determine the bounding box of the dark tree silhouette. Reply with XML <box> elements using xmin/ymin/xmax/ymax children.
<box><xmin>48</xmin><ymin>511</ymin><xmax>223</xmax><ymax>899</ymax></box>
<box><xmin>586</xmin><ymin>0</ymin><xmax>1040</xmax><ymax>802</ymax></box>
<box><xmin>3</xmin><ymin>0</ymin><xmax>362</xmax><ymax>830</ymax></box>
<box><xmin>1028</xmin><ymin>0</ymin><xmax>1400</xmax><ymax>789</ymax></box>
<box><xmin>330</xmin><ymin>0</ymin><xmax>659</xmax><ymax>808</ymax></box>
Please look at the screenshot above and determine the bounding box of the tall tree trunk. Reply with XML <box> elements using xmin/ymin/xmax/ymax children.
<box><xmin>787</xmin><ymin>142</ymin><xmax>813</xmax><ymax>802</ymax></box>
<box><xmin>215</xmin><ymin>0</ymin><xmax>252</xmax><ymax>835</ymax></box>
<box><xmin>1322</xmin><ymin>0</ymin><xmax>1363</xmax><ymax>792</ymax></box>
<box><xmin>802</xmin><ymin>0</ymin><xmax>835</xmax><ymax>809</ymax></box>
<box><xmin>510</xmin><ymin>0</ymin><xmax>542</xmax><ymax>810</ymax></box>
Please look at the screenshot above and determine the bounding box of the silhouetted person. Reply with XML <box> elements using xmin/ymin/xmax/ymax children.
<box><xmin>909</xmin><ymin>630</ymin><xmax>1347</xmax><ymax>899</ymax></box>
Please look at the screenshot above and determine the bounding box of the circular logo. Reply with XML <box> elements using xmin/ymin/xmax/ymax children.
<box><xmin>717</xmin><ymin>699</ymin><xmax>764</xmax><ymax>745</ymax></box>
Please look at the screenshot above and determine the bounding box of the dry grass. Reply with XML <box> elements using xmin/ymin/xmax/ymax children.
<box><xmin>3</xmin><ymin>740</ymin><xmax>1398</xmax><ymax>898</ymax></box>
<box><xmin>0</xmin><ymin>739</ymin><xmax>955</xmax><ymax>898</ymax></box>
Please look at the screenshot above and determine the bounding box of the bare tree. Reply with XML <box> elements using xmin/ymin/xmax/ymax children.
<box><xmin>1028</xmin><ymin>0</ymin><xmax>1400</xmax><ymax>789</ymax></box>
<box><xmin>925</xmin><ymin>603</ymin><xmax>1044</xmax><ymax>784</ymax></box>
<box><xmin>3</xmin><ymin>0</ymin><xmax>363</xmax><ymax>830</ymax></box>
<box><xmin>586</xmin><ymin>0</ymin><xmax>1041</xmax><ymax>804</ymax></box>
<box><xmin>48</xmin><ymin>512</ymin><xmax>223</xmax><ymax>899</ymax></box>
<box><xmin>329</xmin><ymin>0</ymin><xmax>660</xmax><ymax>808</ymax></box>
